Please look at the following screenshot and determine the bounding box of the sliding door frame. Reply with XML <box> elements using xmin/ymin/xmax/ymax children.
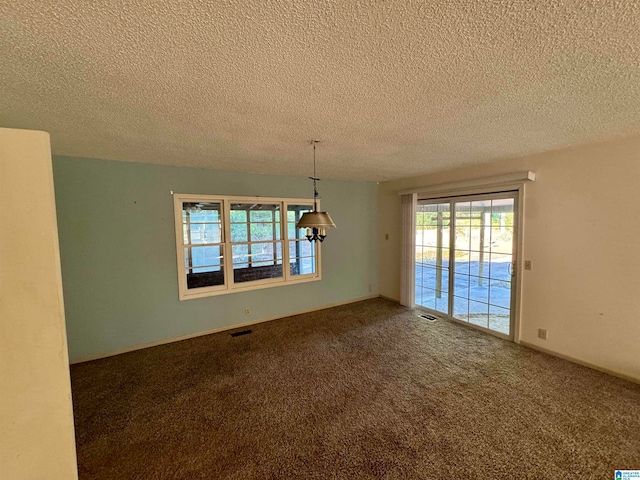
<box><xmin>414</xmin><ymin>181</ymin><xmax>527</xmax><ymax>344</ymax></box>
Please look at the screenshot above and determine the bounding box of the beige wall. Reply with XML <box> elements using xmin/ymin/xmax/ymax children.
<box><xmin>0</xmin><ymin>128</ymin><xmax>78</xmax><ymax>479</ymax></box>
<box><xmin>378</xmin><ymin>135</ymin><xmax>640</xmax><ymax>381</ymax></box>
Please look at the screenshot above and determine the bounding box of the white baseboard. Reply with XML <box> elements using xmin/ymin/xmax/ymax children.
<box><xmin>520</xmin><ymin>340</ymin><xmax>640</xmax><ymax>385</ymax></box>
<box><xmin>71</xmin><ymin>295</ymin><xmax>380</xmax><ymax>364</ymax></box>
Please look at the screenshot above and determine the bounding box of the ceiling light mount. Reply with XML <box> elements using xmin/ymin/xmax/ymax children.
<box><xmin>296</xmin><ymin>140</ymin><xmax>336</xmax><ymax>242</ymax></box>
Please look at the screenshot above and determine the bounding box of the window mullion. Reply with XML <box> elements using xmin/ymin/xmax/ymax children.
<box><xmin>185</xmin><ymin>211</ymin><xmax>193</xmax><ymax>271</ymax></box>
<box><xmin>315</xmin><ymin>199</ymin><xmax>321</xmax><ymax>279</ymax></box>
<box><xmin>295</xmin><ymin>209</ymin><xmax>302</xmax><ymax>272</ymax></box>
<box><xmin>223</xmin><ymin>199</ymin><xmax>232</xmax><ymax>290</ymax></box>
<box><xmin>246</xmin><ymin>208</ymin><xmax>252</xmax><ymax>268</ymax></box>
<box><xmin>282</xmin><ymin>201</ymin><xmax>289</xmax><ymax>281</ymax></box>
<box><xmin>272</xmin><ymin>208</ymin><xmax>277</xmax><ymax>265</ymax></box>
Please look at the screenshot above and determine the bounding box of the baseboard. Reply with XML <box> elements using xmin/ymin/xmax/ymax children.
<box><xmin>520</xmin><ymin>341</ymin><xmax>640</xmax><ymax>385</ymax></box>
<box><xmin>379</xmin><ymin>294</ymin><xmax>400</xmax><ymax>304</ymax></box>
<box><xmin>70</xmin><ymin>295</ymin><xmax>380</xmax><ymax>364</ymax></box>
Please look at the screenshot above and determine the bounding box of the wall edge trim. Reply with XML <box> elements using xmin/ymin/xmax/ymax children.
<box><xmin>70</xmin><ymin>295</ymin><xmax>379</xmax><ymax>364</ymax></box>
<box><xmin>379</xmin><ymin>294</ymin><xmax>400</xmax><ymax>304</ymax></box>
<box><xmin>520</xmin><ymin>340</ymin><xmax>640</xmax><ymax>385</ymax></box>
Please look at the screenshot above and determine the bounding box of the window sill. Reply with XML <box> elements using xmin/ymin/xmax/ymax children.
<box><xmin>178</xmin><ymin>273</ymin><xmax>321</xmax><ymax>301</ymax></box>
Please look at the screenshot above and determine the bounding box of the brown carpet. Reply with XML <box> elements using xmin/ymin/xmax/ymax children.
<box><xmin>71</xmin><ymin>298</ymin><xmax>640</xmax><ymax>479</ymax></box>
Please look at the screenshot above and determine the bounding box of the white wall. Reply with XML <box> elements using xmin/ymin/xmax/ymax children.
<box><xmin>0</xmin><ymin>128</ymin><xmax>78</xmax><ymax>479</ymax></box>
<box><xmin>378</xmin><ymin>134</ymin><xmax>640</xmax><ymax>381</ymax></box>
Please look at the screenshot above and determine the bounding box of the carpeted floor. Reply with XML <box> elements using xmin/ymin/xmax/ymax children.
<box><xmin>71</xmin><ymin>298</ymin><xmax>640</xmax><ymax>479</ymax></box>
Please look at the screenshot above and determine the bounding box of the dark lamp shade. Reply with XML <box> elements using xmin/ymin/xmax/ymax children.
<box><xmin>295</xmin><ymin>211</ymin><xmax>336</xmax><ymax>229</ymax></box>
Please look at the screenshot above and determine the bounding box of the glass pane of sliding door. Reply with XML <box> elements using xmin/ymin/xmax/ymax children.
<box><xmin>416</xmin><ymin>193</ymin><xmax>517</xmax><ymax>339</ymax></box>
<box><xmin>452</xmin><ymin>196</ymin><xmax>515</xmax><ymax>336</ymax></box>
<box><xmin>415</xmin><ymin>202</ymin><xmax>450</xmax><ymax>314</ymax></box>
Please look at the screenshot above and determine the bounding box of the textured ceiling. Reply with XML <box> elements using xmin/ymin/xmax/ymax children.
<box><xmin>1</xmin><ymin>1</ymin><xmax>639</xmax><ymax>181</ymax></box>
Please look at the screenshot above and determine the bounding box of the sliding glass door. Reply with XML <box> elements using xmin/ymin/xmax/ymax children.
<box><xmin>415</xmin><ymin>192</ymin><xmax>517</xmax><ymax>339</ymax></box>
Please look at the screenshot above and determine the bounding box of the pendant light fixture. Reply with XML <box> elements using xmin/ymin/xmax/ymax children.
<box><xmin>296</xmin><ymin>140</ymin><xmax>336</xmax><ymax>242</ymax></box>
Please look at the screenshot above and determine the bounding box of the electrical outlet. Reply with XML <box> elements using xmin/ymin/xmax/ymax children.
<box><xmin>368</xmin><ymin>284</ymin><xmax>372</xmax><ymax>292</ymax></box>
<box><xmin>385</xmin><ymin>233</ymin><xmax>389</xmax><ymax>240</ymax></box>
<box><xmin>538</xmin><ymin>328</ymin><xmax>547</xmax><ymax>340</ymax></box>
<box><xmin>245</xmin><ymin>308</ymin><xmax>251</xmax><ymax>316</ymax></box>
<box><xmin>524</xmin><ymin>260</ymin><xmax>532</xmax><ymax>270</ymax></box>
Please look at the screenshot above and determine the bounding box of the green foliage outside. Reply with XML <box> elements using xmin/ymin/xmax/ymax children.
<box><xmin>416</xmin><ymin>212</ymin><xmax>513</xmax><ymax>229</ymax></box>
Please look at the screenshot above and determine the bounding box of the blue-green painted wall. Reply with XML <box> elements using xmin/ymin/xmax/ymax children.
<box><xmin>53</xmin><ymin>157</ymin><xmax>378</xmax><ymax>362</ymax></box>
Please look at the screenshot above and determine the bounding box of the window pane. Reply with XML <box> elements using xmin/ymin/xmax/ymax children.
<box><xmin>189</xmin><ymin>246</ymin><xmax>223</xmax><ymax>268</ymax></box>
<box><xmin>287</xmin><ymin>204</ymin><xmax>313</xmax><ymax>240</ymax></box>
<box><xmin>454</xmin><ymin>226</ymin><xmax>471</xmax><ymax>250</ymax></box>
<box><xmin>185</xmin><ymin>247</ymin><xmax>223</xmax><ymax>270</ymax></box>
<box><xmin>232</xmin><ymin>244</ymin><xmax>249</xmax><ymax>265</ymax></box>
<box><xmin>230</xmin><ymin>210</ymin><xmax>247</xmax><ymax>223</ymax></box>
<box><xmin>453</xmin><ymin>296</ymin><xmax>469</xmax><ymax>321</ymax></box>
<box><xmin>230</xmin><ymin>223</ymin><xmax>248</xmax><ymax>242</ymax></box>
<box><xmin>468</xmin><ymin>276</ymin><xmax>489</xmax><ymax>304</ymax></box>
<box><xmin>234</xmin><ymin>264</ymin><xmax>283</xmax><ymax>283</ymax></box>
<box><xmin>454</xmin><ymin>249</ymin><xmax>470</xmax><ymax>275</ymax></box>
<box><xmin>418</xmin><ymin>247</ymin><xmax>449</xmax><ymax>267</ymax></box>
<box><xmin>490</xmin><ymin>254</ymin><xmax>512</xmax><ymax>281</ymax></box>
<box><xmin>231</xmin><ymin>204</ymin><xmax>279</xmax><ymax>216</ymax></box>
<box><xmin>184</xmin><ymin>203</ymin><xmax>221</xmax><ymax>223</ymax></box>
<box><xmin>233</xmin><ymin>243</ymin><xmax>283</xmax><ymax>283</ymax></box>
<box><xmin>184</xmin><ymin>245</ymin><xmax>224</xmax><ymax>289</ymax></box>
<box><xmin>419</xmin><ymin>265</ymin><xmax>449</xmax><ymax>295</ymax></box>
<box><xmin>289</xmin><ymin>237</ymin><xmax>316</xmax><ymax>277</ymax></box>
<box><xmin>490</xmin><ymin>226</ymin><xmax>514</xmax><ymax>254</ymax></box>
<box><xmin>490</xmin><ymin>199</ymin><xmax>514</xmax><ymax>254</ymax></box>
<box><xmin>454</xmin><ymin>202</ymin><xmax>471</xmax><ymax>251</ymax></box>
<box><xmin>183</xmin><ymin>202</ymin><xmax>223</xmax><ymax>245</ymax></box>
<box><xmin>231</xmin><ymin>241</ymin><xmax>284</xmax><ymax>282</ymax></box>
<box><xmin>489</xmin><ymin>305</ymin><xmax>510</xmax><ymax>334</ymax></box>
<box><xmin>189</xmin><ymin>223</ymin><xmax>221</xmax><ymax>244</ymax></box>
<box><xmin>250</xmin><ymin>242</ymin><xmax>282</xmax><ymax>263</ymax></box>
<box><xmin>469</xmin><ymin>250</ymin><xmax>490</xmax><ymax>278</ymax></box>
<box><xmin>249</xmin><ymin>210</ymin><xmax>271</xmax><ymax>222</ymax></box>
<box><xmin>421</xmin><ymin>226</ymin><xmax>441</xmax><ymax>247</ymax></box>
<box><xmin>417</xmin><ymin>286</ymin><xmax>436</xmax><ymax>310</ymax></box>
<box><xmin>181</xmin><ymin>201</ymin><xmax>225</xmax><ymax>291</ymax></box>
<box><xmin>187</xmin><ymin>266</ymin><xmax>225</xmax><ymax>289</ymax></box>
<box><xmin>290</xmin><ymin>255</ymin><xmax>316</xmax><ymax>276</ymax></box>
<box><xmin>468</xmin><ymin>300</ymin><xmax>489</xmax><ymax>328</ymax></box>
<box><xmin>289</xmin><ymin>240</ymin><xmax>314</xmax><ymax>258</ymax></box>
<box><xmin>489</xmin><ymin>279</ymin><xmax>511</xmax><ymax>308</ymax></box>
<box><xmin>287</xmin><ymin>223</ymin><xmax>298</xmax><ymax>239</ymax></box>
<box><xmin>453</xmin><ymin>273</ymin><xmax>469</xmax><ymax>299</ymax></box>
<box><xmin>231</xmin><ymin>204</ymin><xmax>281</xmax><ymax>244</ymax></box>
<box><xmin>250</xmin><ymin>223</ymin><xmax>278</xmax><ymax>241</ymax></box>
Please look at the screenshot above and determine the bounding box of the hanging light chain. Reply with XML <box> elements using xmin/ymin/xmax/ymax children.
<box><xmin>295</xmin><ymin>139</ymin><xmax>336</xmax><ymax>242</ymax></box>
<box><xmin>312</xmin><ymin>140</ymin><xmax>319</xmax><ymax>211</ymax></box>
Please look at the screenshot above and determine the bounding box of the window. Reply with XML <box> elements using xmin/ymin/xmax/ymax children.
<box><xmin>287</xmin><ymin>204</ymin><xmax>317</xmax><ymax>276</ymax></box>
<box><xmin>174</xmin><ymin>195</ymin><xmax>321</xmax><ymax>300</ymax></box>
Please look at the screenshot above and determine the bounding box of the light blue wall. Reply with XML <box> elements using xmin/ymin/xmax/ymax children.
<box><xmin>53</xmin><ymin>157</ymin><xmax>378</xmax><ymax>362</ymax></box>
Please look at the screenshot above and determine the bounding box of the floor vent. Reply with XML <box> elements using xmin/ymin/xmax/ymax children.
<box><xmin>230</xmin><ymin>329</ymin><xmax>252</xmax><ymax>337</ymax></box>
<box><xmin>418</xmin><ymin>314</ymin><xmax>438</xmax><ymax>322</ymax></box>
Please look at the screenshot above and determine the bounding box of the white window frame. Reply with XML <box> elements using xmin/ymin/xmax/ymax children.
<box><xmin>173</xmin><ymin>193</ymin><xmax>322</xmax><ymax>301</ymax></box>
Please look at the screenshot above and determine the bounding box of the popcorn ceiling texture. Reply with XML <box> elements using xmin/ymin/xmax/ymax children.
<box><xmin>1</xmin><ymin>1</ymin><xmax>639</xmax><ymax>181</ymax></box>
